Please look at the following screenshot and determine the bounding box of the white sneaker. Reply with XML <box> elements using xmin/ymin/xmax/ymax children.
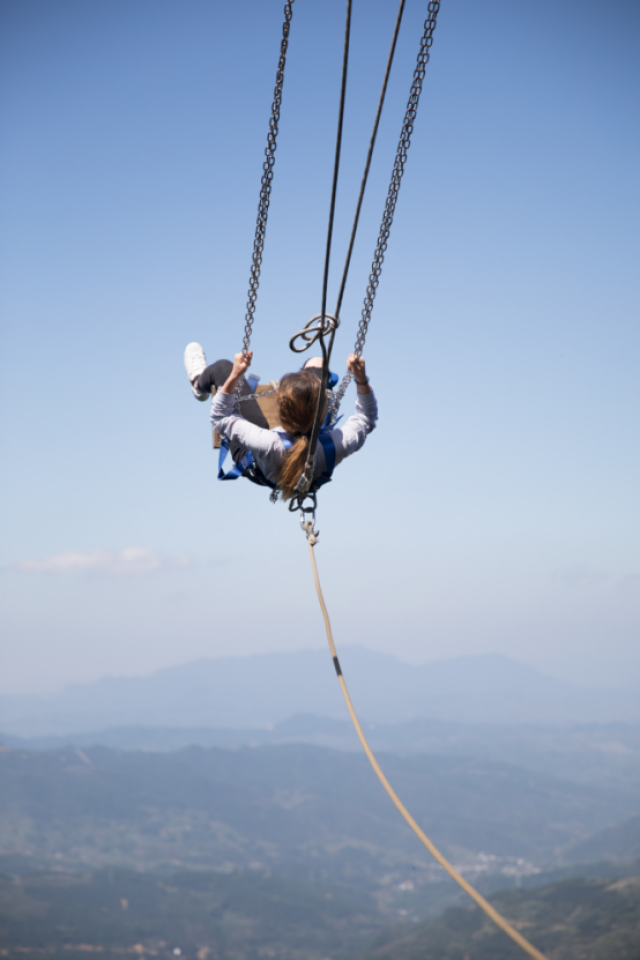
<box><xmin>184</xmin><ymin>342</ymin><xmax>208</xmax><ymax>401</ymax></box>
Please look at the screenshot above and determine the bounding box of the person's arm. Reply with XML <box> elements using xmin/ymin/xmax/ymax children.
<box><xmin>325</xmin><ymin>355</ymin><xmax>377</xmax><ymax>466</ymax></box>
<box><xmin>220</xmin><ymin>351</ymin><xmax>253</xmax><ymax>395</ymax></box>
<box><xmin>347</xmin><ymin>353</ymin><xmax>372</xmax><ymax>395</ymax></box>
<box><xmin>211</xmin><ymin>396</ymin><xmax>285</xmax><ymax>460</ymax></box>
<box><xmin>211</xmin><ymin>351</ymin><xmax>286</xmax><ymax>462</ymax></box>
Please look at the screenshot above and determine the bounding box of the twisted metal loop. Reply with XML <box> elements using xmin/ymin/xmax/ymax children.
<box><xmin>289</xmin><ymin>313</ymin><xmax>340</xmax><ymax>354</ymax></box>
<box><xmin>333</xmin><ymin>0</ymin><xmax>440</xmax><ymax>409</ymax></box>
<box><xmin>241</xmin><ymin>1</ymin><xmax>295</xmax><ymax>357</ymax></box>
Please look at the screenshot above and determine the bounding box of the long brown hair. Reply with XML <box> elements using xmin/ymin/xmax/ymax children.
<box><xmin>277</xmin><ymin>371</ymin><xmax>327</xmax><ymax>500</ymax></box>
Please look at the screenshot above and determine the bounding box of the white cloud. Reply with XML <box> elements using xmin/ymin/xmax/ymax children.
<box><xmin>14</xmin><ymin>548</ymin><xmax>192</xmax><ymax>577</ymax></box>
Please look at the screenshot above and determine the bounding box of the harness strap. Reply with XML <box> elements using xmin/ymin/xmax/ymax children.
<box><xmin>218</xmin><ymin>423</ymin><xmax>338</xmax><ymax>491</ymax></box>
<box><xmin>317</xmin><ymin>429</ymin><xmax>336</xmax><ymax>475</ymax></box>
<box><xmin>217</xmin><ymin>441</ymin><xmax>256</xmax><ymax>482</ymax></box>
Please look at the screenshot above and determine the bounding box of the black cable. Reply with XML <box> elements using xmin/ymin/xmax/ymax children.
<box><xmin>296</xmin><ymin>0</ymin><xmax>352</xmax><ymax>497</ymax></box>
<box><xmin>334</xmin><ymin>0</ymin><xmax>406</xmax><ymax>320</ymax></box>
<box><xmin>320</xmin><ymin>0</ymin><xmax>352</xmax><ymax>339</ymax></box>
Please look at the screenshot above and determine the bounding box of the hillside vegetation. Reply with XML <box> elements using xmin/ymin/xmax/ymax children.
<box><xmin>351</xmin><ymin>877</ymin><xmax>640</xmax><ymax>960</ymax></box>
<box><xmin>1</xmin><ymin>743</ymin><xmax>634</xmax><ymax>890</ymax></box>
<box><xmin>565</xmin><ymin>814</ymin><xmax>640</xmax><ymax>865</ymax></box>
<box><xmin>0</xmin><ymin>866</ymin><xmax>378</xmax><ymax>960</ymax></box>
<box><xmin>2</xmin><ymin>868</ymin><xmax>640</xmax><ymax>960</ymax></box>
<box><xmin>5</xmin><ymin>717</ymin><xmax>640</xmax><ymax>793</ymax></box>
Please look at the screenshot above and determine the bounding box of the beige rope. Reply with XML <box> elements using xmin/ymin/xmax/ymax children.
<box><xmin>307</xmin><ymin>538</ymin><xmax>548</xmax><ymax>960</ymax></box>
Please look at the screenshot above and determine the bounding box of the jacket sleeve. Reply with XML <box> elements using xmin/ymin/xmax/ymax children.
<box><xmin>329</xmin><ymin>390</ymin><xmax>378</xmax><ymax>466</ymax></box>
<box><xmin>210</xmin><ymin>391</ymin><xmax>285</xmax><ymax>460</ymax></box>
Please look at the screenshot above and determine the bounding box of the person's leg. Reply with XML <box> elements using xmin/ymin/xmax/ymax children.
<box><xmin>184</xmin><ymin>342</ymin><xmax>210</xmax><ymax>400</ymax></box>
<box><xmin>198</xmin><ymin>360</ymin><xmax>270</xmax><ymax>431</ymax></box>
<box><xmin>196</xmin><ymin>359</ymin><xmax>232</xmax><ymax>394</ymax></box>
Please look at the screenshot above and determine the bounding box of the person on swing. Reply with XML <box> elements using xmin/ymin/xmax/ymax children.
<box><xmin>184</xmin><ymin>343</ymin><xmax>377</xmax><ymax>499</ymax></box>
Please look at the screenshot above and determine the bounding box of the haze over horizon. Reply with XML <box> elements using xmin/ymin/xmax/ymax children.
<box><xmin>4</xmin><ymin>646</ymin><xmax>640</xmax><ymax>699</ymax></box>
<box><xmin>3</xmin><ymin>647</ymin><xmax>640</xmax><ymax>742</ymax></box>
<box><xmin>1</xmin><ymin>0</ymin><xmax>639</xmax><ymax>697</ymax></box>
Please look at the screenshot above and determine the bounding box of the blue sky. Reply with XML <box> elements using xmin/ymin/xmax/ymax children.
<box><xmin>1</xmin><ymin>0</ymin><xmax>639</xmax><ymax>696</ymax></box>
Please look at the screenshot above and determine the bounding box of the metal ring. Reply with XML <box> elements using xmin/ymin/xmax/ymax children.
<box><xmin>289</xmin><ymin>313</ymin><xmax>340</xmax><ymax>354</ymax></box>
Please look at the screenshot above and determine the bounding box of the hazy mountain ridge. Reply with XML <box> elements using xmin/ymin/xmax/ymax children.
<box><xmin>1</xmin><ymin>742</ymin><xmax>636</xmax><ymax>879</ymax></box>
<box><xmin>2</xmin><ymin>649</ymin><xmax>639</xmax><ymax>736</ymax></box>
<box><xmin>564</xmin><ymin>815</ymin><xmax>640</xmax><ymax>865</ymax></box>
<box><xmin>4</xmin><ymin>714</ymin><xmax>640</xmax><ymax>793</ymax></box>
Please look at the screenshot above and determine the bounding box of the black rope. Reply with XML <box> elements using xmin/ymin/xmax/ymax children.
<box><xmin>333</xmin><ymin>1</ymin><xmax>441</xmax><ymax>410</ymax></box>
<box><xmin>333</xmin><ymin>0</ymin><xmax>406</xmax><ymax>321</ymax></box>
<box><xmin>294</xmin><ymin>0</ymin><xmax>408</xmax><ymax>500</ymax></box>
<box><xmin>295</xmin><ymin>0</ymin><xmax>352</xmax><ymax>497</ymax></box>
<box><xmin>320</xmin><ymin>0</ymin><xmax>352</xmax><ymax>337</ymax></box>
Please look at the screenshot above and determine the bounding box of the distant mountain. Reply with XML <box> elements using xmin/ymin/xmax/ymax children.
<box><xmin>563</xmin><ymin>815</ymin><xmax>640</xmax><ymax>865</ymax></box>
<box><xmin>1</xmin><ymin>648</ymin><xmax>639</xmax><ymax>737</ymax></box>
<box><xmin>4</xmin><ymin>714</ymin><xmax>640</xmax><ymax>793</ymax></box>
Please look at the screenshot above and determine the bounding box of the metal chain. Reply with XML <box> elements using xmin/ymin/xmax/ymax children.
<box><xmin>333</xmin><ymin>0</ymin><xmax>440</xmax><ymax>408</ymax></box>
<box><xmin>236</xmin><ymin>386</ymin><xmax>277</xmax><ymax>403</ymax></box>
<box><xmin>241</xmin><ymin>0</ymin><xmax>295</xmax><ymax>357</ymax></box>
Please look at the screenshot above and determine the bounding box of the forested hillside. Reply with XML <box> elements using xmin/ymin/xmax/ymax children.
<box><xmin>1</xmin><ymin>743</ymin><xmax>635</xmax><ymax>887</ymax></box>
<box><xmin>352</xmin><ymin>877</ymin><xmax>640</xmax><ymax>960</ymax></box>
<box><xmin>2</xmin><ymin>869</ymin><xmax>640</xmax><ymax>960</ymax></box>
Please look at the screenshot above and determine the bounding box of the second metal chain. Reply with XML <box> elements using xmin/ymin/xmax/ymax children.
<box><xmin>334</xmin><ymin>0</ymin><xmax>440</xmax><ymax>408</ymax></box>
<box><xmin>241</xmin><ymin>0</ymin><xmax>295</xmax><ymax>357</ymax></box>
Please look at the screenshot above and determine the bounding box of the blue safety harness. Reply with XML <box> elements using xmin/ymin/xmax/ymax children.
<box><xmin>218</xmin><ymin>413</ymin><xmax>340</xmax><ymax>494</ymax></box>
<box><xmin>217</xmin><ymin>371</ymin><xmax>340</xmax><ymax>493</ymax></box>
<box><xmin>217</xmin><ymin>372</ymin><xmax>341</xmax><ymax>493</ymax></box>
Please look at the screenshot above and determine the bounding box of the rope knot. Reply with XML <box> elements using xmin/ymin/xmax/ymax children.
<box><xmin>302</xmin><ymin>520</ymin><xmax>319</xmax><ymax>545</ymax></box>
